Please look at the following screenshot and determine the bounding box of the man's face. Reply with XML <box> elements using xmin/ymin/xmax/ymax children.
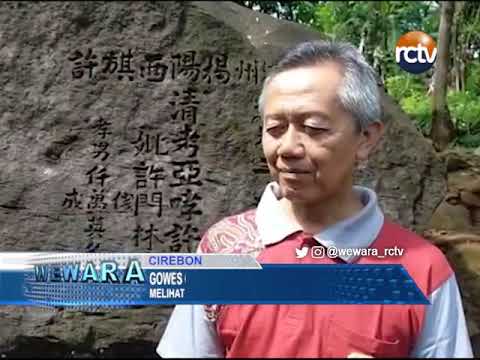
<box><xmin>261</xmin><ymin>62</ymin><xmax>372</xmax><ymax>204</ymax></box>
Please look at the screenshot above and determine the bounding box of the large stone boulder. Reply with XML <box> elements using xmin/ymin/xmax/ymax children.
<box><xmin>0</xmin><ymin>1</ymin><xmax>447</xmax><ymax>357</ymax></box>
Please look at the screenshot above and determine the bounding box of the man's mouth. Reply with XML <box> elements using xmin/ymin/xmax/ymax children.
<box><xmin>279</xmin><ymin>169</ymin><xmax>310</xmax><ymax>174</ymax></box>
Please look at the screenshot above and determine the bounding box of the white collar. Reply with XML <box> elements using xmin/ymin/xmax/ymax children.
<box><xmin>255</xmin><ymin>182</ymin><xmax>384</xmax><ymax>263</ymax></box>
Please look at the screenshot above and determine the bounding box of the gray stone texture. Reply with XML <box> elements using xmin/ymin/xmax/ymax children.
<box><xmin>0</xmin><ymin>1</ymin><xmax>446</xmax><ymax>357</ymax></box>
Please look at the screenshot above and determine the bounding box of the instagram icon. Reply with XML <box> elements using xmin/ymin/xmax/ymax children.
<box><xmin>311</xmin><ymin>246</ymin><xmax>325</xmax><ymax>258</ymax></box>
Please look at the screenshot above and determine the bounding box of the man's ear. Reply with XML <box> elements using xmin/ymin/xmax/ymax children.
<box><xmin>356</xmin><ymin>121</ymin><xmax>384</xmax><ymax>162</ymax></box>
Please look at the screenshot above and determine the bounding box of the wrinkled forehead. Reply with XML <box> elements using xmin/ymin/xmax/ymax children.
<box><xmin>262</xmin><ymin>63</ymin><xmax>345</xmax><ymax>115</ymax></box>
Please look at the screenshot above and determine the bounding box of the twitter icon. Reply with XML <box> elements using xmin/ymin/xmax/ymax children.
<box><xmin>295</xmin><ymin>246</ymin><xmax>309</xmax><ymax>259</ymax></box>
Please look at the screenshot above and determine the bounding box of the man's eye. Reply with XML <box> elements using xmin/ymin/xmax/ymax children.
<box><xmin>304</xmin><ymin>125</ymin><xmax>328</xmax><ymax>133</ymax></box>
<box><xmin>266</xmin><ymin>124</ymin><xmax>285</xmax><ymax>133</ymax></box>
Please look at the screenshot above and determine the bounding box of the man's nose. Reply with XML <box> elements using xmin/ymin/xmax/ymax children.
<box><xmin>277</xmin><ymin>125</ymin><xmax>305</xmax><ymax>157</ymax></box>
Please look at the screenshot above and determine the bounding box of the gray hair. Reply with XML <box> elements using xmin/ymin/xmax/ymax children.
<box><xmin>258</xmin><ymin>40</ymin><xmax>382</xmax><ymax>132</ymax></box>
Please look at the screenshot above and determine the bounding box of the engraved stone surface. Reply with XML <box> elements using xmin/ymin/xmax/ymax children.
<box><xmin>0</xmin><ymin>1</ymin><xmax>446</xmax><ymax>357</ymax></box>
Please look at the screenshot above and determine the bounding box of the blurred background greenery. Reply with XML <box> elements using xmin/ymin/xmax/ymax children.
<box><xmin>235</xmin><ymin>1</ymin><xmax>480</xmax><ymax>149</ymax></box>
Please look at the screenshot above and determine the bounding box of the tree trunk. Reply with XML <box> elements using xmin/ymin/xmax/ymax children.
<box><xmin>286</xmin><ymin>2</ymin><xmax>295</xmax><ymax>22</ymax></box>
<box><xmin>453</xmin><ymin>2</ymin><xmax>465</xmax><ymax>91</ymax></box>
<box><xmin>462</xmin><ymin>4</ymin><xmax>480</xmax><ymax>92</ymax></box>
<box><xmin>431</xmin><ymin>1</ymin><xmax>456</xmax><ymax>151</ymax></box>
<box><xmin>451</xmin><ymin>2</ymin><xmax>458</xmax><ymax>91</ymax></box>
<box><xmin>460</xmin><ymin>60</ymin><xmax>465</xmax><ymax>92</ymax></box>
<box><xmin>358</xmin><ymin>25</ymin><xmax>367</xmax><ymax>54</ymax></box>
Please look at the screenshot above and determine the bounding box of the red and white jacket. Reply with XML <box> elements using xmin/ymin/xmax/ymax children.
<box><xmin>158</xmin><ymin>183</ymin><xmax>473</xmax><ymax>358</ymax></box>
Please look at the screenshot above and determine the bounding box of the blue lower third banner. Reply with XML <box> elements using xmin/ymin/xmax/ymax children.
<box><xmin>0</xmin><ymin>253</ymin><xmax>429</xmax><ymax>307</ymax></box>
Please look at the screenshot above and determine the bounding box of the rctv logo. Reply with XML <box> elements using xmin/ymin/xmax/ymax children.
<box><xmin>395</xmin><ymin>31</ymin><xmax>437</xmax><ymax>74</ymax></box>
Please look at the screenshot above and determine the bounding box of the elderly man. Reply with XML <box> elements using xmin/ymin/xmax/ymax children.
<box><xmin>157</xmin><ymin>40</ymin><xmax>473</xmax><ymax>358</ymax></box>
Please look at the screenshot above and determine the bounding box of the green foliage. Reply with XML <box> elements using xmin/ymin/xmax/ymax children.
<box><xmin>236</xmin><ymin>0</ymin><xmax>480</xmax><ymax>149</ymax></box>
<box><xmin>398</xmin><ymin>90</ymin><xmax>432</xmax><ymax>136</ymax></box>
<box><xmin>232</xmin><ymin>1</ymin><xmax>315</xmax><ymax>21</ymax></box>
<box><xmin>448</xmin><ymin>91</ymin><xmax>480</xmax><ymax>138</ymax></box>
<box><xmin>385</xmin><ymin>74</ymin><xmax>425</xmax><ymax>100</ymax></box>
<box><xmin>465</xmin><ymin>62</ymin><xmax>480</xmax><ymax>96</ymax></box>
<box><xmin>388</xmin><ymin>82</ymin><xmax>480</xmax><ymax>147</ymax></box>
